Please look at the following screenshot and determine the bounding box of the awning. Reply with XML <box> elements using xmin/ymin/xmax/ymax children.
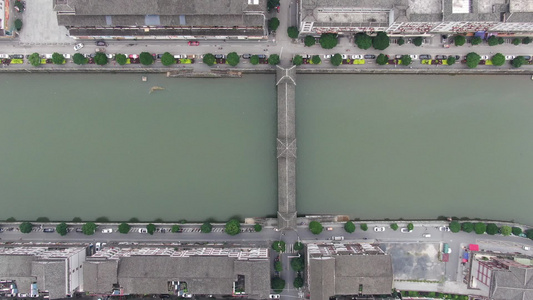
<box><xmin>469</xmin><ymin>244</ymin><xmax>479</xmax><ymax>251</ymax></box>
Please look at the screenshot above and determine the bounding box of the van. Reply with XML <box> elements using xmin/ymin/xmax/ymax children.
<box><xmin>332</xmin><ymin>236</ymin><xmax>344</xmax><ymax>241</ymax></box>
<box><xmin>422</xmin><ymin>233</ymin><xmax>431</xmax><ymax>238</ymax></box>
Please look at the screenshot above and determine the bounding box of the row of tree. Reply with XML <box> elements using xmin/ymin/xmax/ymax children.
<box><xmin>454</xmin><ymin>35</ymin><xmax>531</xmax><ymax>46</ymax></box>
<box><xmin>202</xmin><ymin>53</ymin><xmax>280</xmax><ymax>66</ymax></box>
<box><xmin>449</xmin><ymin>220</ymin><xmax>533</xmax><ymax>239</ymax></box>
<box><xmin>354</xmin><ymin>32</ymin><xmax>390</xmax><ymax>50</ymax></box>
<box><xmin>26</xmin><ymin>52</ymin><xmax>157</xmax><ymax>67</ymax></box>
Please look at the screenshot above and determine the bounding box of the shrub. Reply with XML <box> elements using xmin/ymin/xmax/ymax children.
<box><xmin>330</xmin><ymin>53</ymin><xmax>342</xmax><ymax>66</ymax></box>
<box><xmin>20</xmin><ymin>222</ymin><xmax>33</xmax><ymax>233</ymax></box>
<box><xmin>304</xmin><ymin>35</ymin><xmax>316</xmax><ymax>47</ymax></box>
<box><xmin>344</xmin><ymin>221</ymin><xmax>356</xmax><ymax>233</ymax></box>
<box><xmin>413</xmin><ymin>37</ymin><xmax>423</xmax><ymax>46</ymax></box>
<box><xmin>203</xmin><ymin>53</ymin><xmax>216</xmax><ymax>66</ymax></box>
<box><xmin>498</xmin><ymin>37</ymin><xmax>504</xmax><ymax>44</ymax></box>
<box><xmin>200</xmin><ymin>222</ymin><xmax>212</xmax><ymax>233</ymax></box>
<box><xmin>226</xmin><ymin>52</ymin><xmax>240</xmax><ymax>66</ymax></box>
<box><xmin>271</xmin><ymin>277</ymin><xmax>285</xmax><ymax>293</ymax></box>
<box><xmin>290</xmin><ymin>257</ymin><xmax>305</xmax><ymax>271</ymax></box>
<box><xmin>254</xmin><ymin>224</ymin><xmax>262</xmax><ymax>232</ymax></box>
<box><xmin>447</xmin><ymin>56</ymin><xmax>456</xmax><ymax>65</ymax></box>
<box><xmin>118</xmin><ymin>222</ymin><xmax>130</xmax><ymax>234</ymax></box>
<box><xmin>512</xmin><ymin>227</ymin><xmax>523</xmax><ymax>236</ymax></box>
<box><xmin>293</xmin><ymin>276</ymin><xmax>304</xmax><ymax>289</ymax></box>
<box><xmin>294</xmin><ymin>242</ymin><xmax>304</xmax><ymax>251</ymax></box>
<box><xmin>268</xmin><ymin>17</ymin><xmax>280</xmax><ymax>32</ymax></box>
<box><xmin>274</xmin><ymin>261</ymin><xmax>282</xmax><ymax>272</ymax></box>
<box><xmin>15</xmin><ymin>19</ymin><xmax>23</xmax><ymax>31</ymax></box>
<box><xmin>250</xmin><ymin>55</ymin><xmax>259</xmax><ymax>65</ymax></box>
<box><xmin>287</xmin><ymin>26</ymin><xmax>299</xmax><ymax>39</ymax></box>
<box><xmin>360</xmin><ymin>223</ymin><xmax>368</xmax><ymax>231</ymax></box>
<box><xmin>225</xmin><ymin>219</ymin><xmax>241</xmax><ymax>236</ymax></box>
<box><xmin>461</xmin><ymin>222</ymin><xmax>474</xmax><ymax>233</ymax></box>
<box><xmin>319</xmin><ymin>33</ymin><xmax>338</xmax><ymax>49</ymax></box>
<box><xmin>407</xmin><ymin>223</ymin><xmax>414</xmax><ymax>231</ymax></box>
<box><xmin>309</xmin><ymin>221</ymin><xmax>323</xmax><ymax>234</ymax></box>
<box><xmin>449</xmin><ymin>221</ymin><xmax>461</xmax><ymax>233</ymax></box>
<box><xmin>512</xmin><ymin>56</ymin><xmax>526</xmax><ymax>68</ymax></box>
<box><xmin>522</xmin><ymin>37</ymin><xmax>531</xmax><ymax>44</ymax></box>
<box><xmin>115</xmin><ymin>53</ymin><xmax>127</xmax><ymax>65</ymax></box>
<box><xmin>471</xmin><ymin>36</ymin><xmax>482</xmax><ymax>45</ymax></box>
<box><xmin>397</xmin><ymin>37</ymin><xmax>405</xmax><ymax>46</ymax></box>
<box><xmin>171</xmin><ymin>225</ymin><xmax>180</xmax><ymax>233</ymax></box>
<box><xmin>272</xmin><ymin>241</ymin><xmax>286</xmax><ymax>252</ymax></box>
<box><xmin>512</xmin><ymin>38</ymin><xmax>521</xmax><ymax>45</ymax></box>
<box><xmin>292</xmin><ymin>55</ymin><xmax>303</xmax><ymax>66</ymax></box>
<box><xmin>390</xmin><ymin>223</ymin><xmax>399</xmax><ymax>231</ymax></box>
<box><xmin>355</xmin><ymin>32</ymin><xmax>372</xmax><ymax>50</ymax></box>
<box><xmin>474</xmin><ymin>222</ymin><xmax>487</xmax><ymax>234</ymax></box>
<box><xmin>454</xmin><ymin>35</ymin><xmax>466</xmax><ymax>46</ymax></box>
<box><xmin>487</xmin><ymin>35</ymin><xmax>498</xmax><ymax>46</ymax></box>
<box><xmin>373</xmin><ymin>32</ymin><xmax>390</xmax><ymax>50</ymax></box>
<box><xmin>268</xmin><ymin>54</ymin><xmax>280</xmax><ymax>65</ymax></box>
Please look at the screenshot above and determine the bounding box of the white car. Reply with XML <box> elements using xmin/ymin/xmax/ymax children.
<box><xmin>423</xmin><ymin>233</ymin><xmax>432</xmax><ymax>238</ymax></box>
<box><xmin>269</xmin><ymin>295</ymin><xmax>280</xmax><ymax>299</ymax></box>
<box><xmin>73</xmin><ymin>43</ymin><xmax>84</xmax><ymax>51</ymax></box>
<box><xmin>106</xmin><ymin>53</ymin><xmax>115</xmax><ymax>59</ymax></box>
<box><xmin>409</xmin><ymin>54</ymin><xmax>418</xmax><ymax>59</ymax></box>
<box><xmin>400</xmin><ymin>228</ymin><xmax>412</xmax><ymax>233</ymax></box>
<box><xmin>102</xmin><ymin>228</ymin><xmax>113</xmax><ymax>233</ymax></box>
<box><xmin>351</xmin><ymin>54</ymin><xmax>363</xmax><ymax>59</ymax></box>
<box><xmin>323</xmin><ymin>54</ymin><xmax>331</xmax><ymax>59</ymax></box>
<box><xmin>0</xmin><ymin>54</ymin><xmax>9</xmax><ymax>59</ymax></box>
<box><xmin>44</xmin><ymin>54</ymin><xmax>53</xmax><ymax>59</ymax></box>
<box><xmin>63</xmin><ymin>54</ymin><xmax>71</xmax><ymax>59</ymax></box>
<box><xmin>481</xmin><ymin>55</ymin><xmax>489</xmax><ymax>60</ymax></box>
<box><xmin>139</xmin><ymin>228</ymin><xmax>148</xmax><ymax>233</ymax></box>
<box><xmin>374</xmin><ymin>226</ymin><xmax>385</xmax><ymax>232</ymax></box>
<box><xmin>505</xmin><ymin>55</ymin><xmax>516</xmax><ymax>60</ymax></box>
<box><xmin>439</xmin><ymin>226</ymin><xmax>450</xmax><ymax>232</ymax></box>
<box><xmin>95</xmin><ymin>242</ymin><xmax>101</xmax><ymax>251</ymax></box>
<box><xmin>341</xmin><ymin>54</ymin><xmax>348</xmax><ymax>59</ymax></box>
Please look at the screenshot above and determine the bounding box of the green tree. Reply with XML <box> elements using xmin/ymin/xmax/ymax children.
<box><xmin>203</xmin><ymin>53</ymin><xmax>216</xmax><ymax>66</ymax></box>
<box><xmin>319</xmin><ymin>33</ymin><xmax>338</xmax><ymax>49</ymax></box>
<box><xmin>344</xmin><ymin>221</ymin><xmax>356</xmax><ymax>233</ymax></box>
<box><xmin>522</xmin><ymin>37</ymin><xmax>531</xmax><ymax>44</ymax></box>
<box><xmin>397</xmin><ymin>37</ymin><xmax>405</xmax><ymax>46</ymax></box>
<box><xmin>311</xmin><ymin>55</ymin><xmax>321</xmax><ymax>64</ymax></box>
<box><xmin>400</xmin><ymin>55</ymin><xmax>412</xmax><ymax>66</ymax></box>
<box><xmin>294</xmin><ymin>241</ymin><xmax>304</xmax><ymax>251</ymax></box>
<box><xmin>474</xmin><ymin>222</ymin><xmax>487</xmax><ymax>234</ymax></box>
<box><xmin>512</xmin><ymin>227</ymin><xmax>523</xmax><ymax>236</ymax></box>
<box><xmin>82</xmin><ymin>222</ymin><xmax>96</xmax><ymax>235</ymax></box>
<box><xmin>96</xmin><ymin>217</ymin><xmax>109</xmax><ymax>222</ymax></box>
<box><xmin>407</xmin><ymin>223</ymin><xmax>414</xmax><ymax>231</ymax></box>
<box><xmin>254</xmin><ymin>224</ymin><xmax>262</xmax><ymax>232</ymax></box>
<box><xmin>291</xmin><ymin>256</ymin><xmax>305</xmax><ymax>271</ymax></box>
<box><xmin>201</xmin><ymin>222</ymin><xmax>212</xmax><ymax>233</ymax></box>
<box><xmin>512</xmin><ymin>38</ymin><xmax>521</xmax><ymax>45</ymax></box>
<box><xmin>447</xmin><ymin>56</ymin><xmax>456</xmax><ymax>65</ymax></box>
<box><xmin>56</xmin><ymin>222</ymin><xmax>68</xmax><ymax>236</ymax></box>
<box><xmin>267</xmin><ymin>0</ymin><xmax>280</xmax><ymax>12</ymax></box>
<box><xmin>94</xmin><ymin>52</ymin><xmax>108</xmax><ymax>66</ymax></box>
<box><xmin>491</xmin><ymin>53</ymin><xmax>505</xmax><ymax>66</ymax></box>
<box><xmin>36</xmin><ymin>217</ymin><xmax>49</xmax><ymax>222</ymax></box>
<box><xmin>309</xmin><ymin>221</ymin><xmax>323</xmax><ymax>235</ymax></box>
<box><xmin>526</xmin><ymin>229</ymin><xmax>533</xmax><ymax>240</ymax></box>
<box><xmin>226</xmin><ymin>52</ymin><xmax>240</xmax><ymax>66</ymax></box>
<box><xmin>29</xmin><ymin>52</ymin><xmax>41</xmax><ymax>66</ymax></box>
<box><xmin>487</xmin><ymin>35</ymin><xmax>499</xmax><ymax>46</ymax></box>
<box><xmin>271</xmin><ymin>277</ymin><xmax>285</xmax><ymax>293</ymax></box>
<box><xmin>360</xmin><ymin>223</ymin><xmax>368</xmax><ymax>231</ymax></box>
<box><xmin>449</xmin><ymin>221</ymin><xmax>461</xmax><ymax>233</ymax></box>
<box><xmin>268</xmin><ymin>17</ymin><xmax>280</xmax><ymax>32</ymax></box>
<box><xmin>268</xmin><ymin>54</ymin><xmax>280</xmax><ymax>65</ymax></box>
<box><xmin>72</xmin><ymin>217</ymin><xmax>82</xmax><ymax>222</ymax></box>
<box><xmin>471</xmin><ymin>36</ymin><xmax>482</xmax><ymax>45</ymax></box>
<box><xmin>292</xmin><ymin>54</ymin><xmax>303</xmax><ymax>66</ymax></box>
<box><xmin>14</xmin><ymin>19</ymin><xmax>23</xmax><ymax>31</ymax></box>
<box><xmin>466</xmin><ymin>52</ymin><xmax>481</xmax><ymax>68</ymax></box>
<box><xmin>330</xmin><ymin>53</ymin><xmax>342</xmax><ymax>66</ymax></box>
<box><xmin>413</xmin><ymin>37</ymin><xmax>423</xmax><ymax>46</ymax></box>
<box><xmin>118</xmin><ymin>222</ymin><xmax>130</xmax><ymax>234</ymax></box>
<box><xmin>73</xmin><ymin>53</ymin><xmax>87</xmax><ymax>65</ymax></box>
<box><xmin>454</xmin><ymin>35</ymin><xmax>466</xmax><ymax>46</ymax></box>
<box><xmin>129</xmin><ymin>217</ymin><xmax>140</xmax><ymax>222</ymax></box>
<box><xmin>293</xmin><ymin>275</ymin><xmax>304</xmax><ymax>289</ymax></box>
<box><xmin>461</xmin><ymin>222</ymin><xmax>474</xmax><ymax>233</ymax></box>
<box><xmin>160</xmin><ymin>52</ymin><xmax>175</xmax><ymax>66</ymax></box>
<box><xmin>500</xmin><ymin>225</ymin><xmax>512</xmax><ymax>236</ymax></box>
<box><xmin>390</xmin><ymin>223</ymin><xmax>399</xmax><ymax>231</ymax></box>
<box><xmin>287</xmin><ymin>26</ymin><xmax>299</xmax><ymax>39</ymax></box>
<box><xmin>304</xmin><ymin>35</ymin><xmax>316</xmax><ymax>47</ymax></box>
<box><xmin>225</xmin><ymin>219</ymin><xmax>241</xmax><ymax>236</ymax></box>
<box><xmin>355</xmin><ymin>32</ymin><xmax>372</xmax><ymax>50</ymax></box>
<box><xmin>376</xmin><ymin>53</ymin><xmax>388</xmax><ymax>65</ymax></box>
<box><xmin>146</xmin><ymin>223</ymin><xmax>156</xmax><ymax>235</ymax></box>
<box><xmin>274</xmin><ymin>261</ymin><xmax>282</xmax><ymax>272</ymax></box>
<box><xmin>272</xmin><ymin>241</ymin><xmax>286</xmax><ymax>252</ymax></box>
<box><xmin>139</xmin><ymin>52</ymin><xmax>153</xmax><ymax>65</ymax></box>
<box><xmin>512</xmin><ymin>56</ymin><xmax>526</xmax><ymax>68</ymax></box>
<box><xmin>486</xmin><ymin>223</ymin><xmax>499</xmax><ymax>235</ymax></box>
<box><xmin>373</xmin><ymin>31</ymin><xmax>390</xmax><ymax>50</ymax></box>
<box><xmin>52</xmin><ymin>52</ymin><xmax>65</xmax><ymax>64</ymax></box>
<box><xmin>115</xmin><ymin>53</ymin><xmax>127</xmax><ymax>65</ymax></box>
<box><xmin>171</xmin><ymin>225</ymin><xmax>180</xmax><ymax>233</ymax></box>
<box><xmin>250</xmin><ymin>55</ymin><xmax>259</xmax><ymax>65</ymax></box>
<box><xmin>14</xmin><ymin>1</ymin><xmax>24</xmax><ymax>12</ymax></box>
<box><xmin>19</xmin><ymin>222</ymin><xmax>33</xmax><ymax>233</ymax></box>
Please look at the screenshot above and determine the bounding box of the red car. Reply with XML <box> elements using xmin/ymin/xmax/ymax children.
<box><xmin>188</xmin><ymin>41</ymin><xmax>200</xmax><ymax>46</ymax></box>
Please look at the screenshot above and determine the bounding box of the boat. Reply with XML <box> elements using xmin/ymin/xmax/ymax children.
<box><xmin>149</xmin><ymin>86</ymin><xmax>165</xmax><ymax>93</ymax></box>
<box><xmin>142</xmin><ymin>76</ymin><xmax>147</xmax><ymax>82</ymax></box>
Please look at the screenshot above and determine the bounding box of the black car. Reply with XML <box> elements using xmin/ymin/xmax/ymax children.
<box><xmin>43</xmin><ymin>228</ymin><xmax>55</xmax><ymax>233</ymax></box>
<box><xmin>454</xmin><ymin>55</ymin><xmax>460</xmax><ymax>60</ymax></box>
<box><xmin>95</xmin><ymin>40</ymin><xmax>107</xmax><ymax>47</ymax></box>
<box><xmin>435</xmin><ymin>55</ymin><xmax>447</xmax><ymax>60</ymax></box>
<box><xmin>364</xmin><ymin>54</ymin><xmax>376</xmax><ymax>59</ymax></box>
<box><xmin>156</xmin><ymin>54</ymin><xmax>164</xmax><ymax>59</ymax></box>
<box><xmin>419</xmin><ymin>54</ymin><xmax>432</xmax><ymax>59</ymax></box>
<box><xmin>214</xmin><ymin>54</ymin><xmax>225</xmax><ymax>59</ymax></box>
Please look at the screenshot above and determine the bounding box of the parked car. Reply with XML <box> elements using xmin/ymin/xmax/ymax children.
<box><xmin>188</xmin><ymin>41</ymin><xmax>200</xmax><ymax>46</ymax></box>
<box><xmin>139</xmin><ymin>228</ymin><xmax>148</xmax><ymax>233</ymax></box>
<box><xmin>0</xmin><ymin>54</ymin><xmax>9</xmax><ymax>59</ymax></box>
<box><xmin>351</xmin><ymin>54</ymin><xmax>363</xmax><ymax>59</ymax></box>
<box><xmin>73</xmin><ymin>43</ymin><xmax>84</xmax><ymax>51</ymax></box>
<box><xmin>454</xmin><ymin>55</ymin><xmax>460</xmax><ymax>60</ymax></box>
<box><xmin>269</xmin><ymin>295</ymin><xmax>280</xmax><ymax>299</ymax></box>
<box><xmin>242</xmin><ymin>54</ymin><xmax>252</xmax><ymax>59</ymax></box>
<box><xmin>481</xmin><ymin>55</ymin><xmax>489</xmax><ymax>60</ymax></box>
<box><xmin>400</xmin><ymin>228</ymin><xmax>412</xmax><ymax>233</ymax></box>
<box><xmin>505</xmin><ymin>55</ymin><xmax>516</xmax><ymax>60</ymax></box>
<box><xmin>395</xmin><ymin>54</ymin><xmax>403</xmax><ymax>59</ymax></box>
<box><xmin>128</xmin><ymin>54</ymin><xmax>139</xmax><ymax>59</ymax></box>
<box><xmin>11</xmin><ymin>54</ymin><xmax>24</xmax><ymax>59</ymax></box>
<box><xmin>524</xmin><ymin>246</ymin><xmax>531</xmax><ymax>251</ymax></box>
<box><xmin>95</xmin><ymin>40</ymin><xmax>107</xmax><ymax>47</ymax></box>
<box><xmin>439</xmin><ymin>226</ymin><xmax>450</xmax><ymax>232</ymax></box>
<box><xmin>214</xmin><ymin>54</ymin><xmax>225</xmax><ymax>59</ymax></box>
<box><xmin>43</xmin><ymin>228</ymin><xmax>55</xmax><ymax>233</ymax></box>
<box><xmin>341</xmin><ymin>54</ymin><xmax>348</xmax><ymax>59</ymax></box>
<box><xmin>364</xmin><ymin>54</ymin><xmax>376</xmax><ymax>59</ymax></box>
<box><xmin>102</xmin><ymin>228</ymin><xmax>113</xmax><ymax>233</ymax></box>
<box><xmin>95</xmin><ymin>242</ymin><xmax>101</xmax><ymax>251</ymax></box>
<box><xmin>257</xmin><ymin>54</ymin><xmax>267</xmax><ymax>59</ymax></box>
<box><xmin>95</xmin><ymin>48</ymin><xmax>106</xmax><ymax>53</ymax></box>
<box><xmin>43</xmin><ymin>54</ymin><xmax>53</xmax><ymax>59</ymax></box>
<box><xmin>523</xmin><ymin>55</ymin><xmax>531</xmax><ymax>60</ymax></box>
<box><xmin>63</xmin><ymin>54</ymin><xmax>71</xmax><ymax>59</ymax></box>
<box><xmin>323</xmin><ymin>54</ymin><xmax>331</xmax><ymax>59</ymax></box>
<box><xmin>409</xmin><ymin>54</ymin><xmax>418</xmax><ymax>59</ymax></box>
<box><xmin>419</xmin><ymin>54</ymin><xmax>431</xmax><ymax>60</ymax></box>
<box><xmin>75</xmin><ymin>228</ymin><xmax>83</xmax><ymax>233</ymax></box>
<box><xmin>435</xmin><ymin>55</ymin><xmax>447</xmax><ymax>60</ymax></box>
<box><xmin>106</xmin><ymin>53</ymin><xmax>115</xmax><ymax>59</ymax></box>
<box><xmin>374</xmin><ymin>226</ymin><xmax>385</xmax><ymax>232</ymax></box>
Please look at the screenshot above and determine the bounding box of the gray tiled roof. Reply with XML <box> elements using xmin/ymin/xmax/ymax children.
<box><xmin>309</xmin><ymin>258</ymin><xmax>336</xmax><ymax>300</ymax></box>
<box><xmin>31</xmin><ymin>261</ymin><xmax>67</xmax><ymax>300</ymax></box>
<box><xmin>490</xmin><ymin>267</ymin><xmax>533</xmax><ymax>300</ymax></box>
<box><xmin>83</xmin><ymin>260</ymin><xmax>118</xmax><ymax>294</ymax></box>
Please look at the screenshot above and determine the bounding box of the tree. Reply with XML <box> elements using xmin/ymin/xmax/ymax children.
<box><xmin>466</xmin><ymin>52</ymin><xmax>481</xmax><ymax>68</ymax></box>
<box><xmin>512</xmin><ymin>56</ymin><xmax>526</xmax><ymax>68</ymax></box>
<box><xmin>498</xmin><ymin>37</ymin><xmax>504</xmax><ymax>44</ymax></box>
<box><xmin>36</xmin><ymin>217</ymin><xmax>49</xmax><ymax>222</ymax></box>
<box><xmin>272</xmin><ymin>241</ymin><xmax>286</xmax><ymax>252</ymax></box>
<box><xmin>373</xmin><ymin>32</ymin><xmax>390</xmax><ymax>50</ymax></box>
<box><xmin>268</xmin><ymin>17</ymin><xmax>280</xmax><ymax>32</ymax></box>
<box><xmin>447</xmin><ymin>56</ymin><xmax>456</xmax><ymax>65</ymax></box>
<box><xmin>73</xmin><ymin>53</ymin><xmax>87</xmax><ymax>65</ymax></box>
<box><xmin>360</xmin><ymin>223</ymin><xmax>368</xmax><ymax>231</ymax></box>
<box><xmin>413</xmin><ymin>37</ymin><xmax>423</xmax><ymax>46</ymax></box>
<box><xmin>330</xmin><ymin>53</ymin><xmax>342</xmax><ymax>66</ymax></box>
<box><xmin>116</xmin><ymin>53</ymin><xmax>127</xmax><ymax>65</ymax></box>
<box><xmin>250</xmin><ymin>55</ymin><xmax>259</xmax><ymax>65</ymax></box>
<box><xmin>118</xmin><ymin>222</ymin><xmax>130</xmax><ymax>234</ymax></box>
<box><xmin>268</xmin><ymin>54</ymin><xmax>280</xmax><ymax>65</ymax></box>
<box><xmin>287</xmin><ymin>26</ymin><xmax>299</xmax><ymax>39</ymax></box>
<box><xmin>6</xmin><ymin>217</ymin><xmax>16</xmax><ymax>222</ymax></box>
<box><xmin>203</xmin><ymin>53</ymin><xmax>216</xmax><ymax>66</ymax></box>
<box><xmin>474</xmin><ymin>222</ymin><xmax>486</xmax><ymax>234</ymax></box>
<box><xmin>14</xmin><ymin>1</ymin><xmax>24</xmax><ymax>12</ymax></box>
<box><xmin>512</xmin><ymin>38</ymin><xmax>521</xmax><ymax>45</ymax></box>
<box><xmin>487</xmin><ymin>35</ymin><xmax>499</xmax><ymax>46</ymax></box>
<box><xmin>471</xmin><ymin>36</ymin><xmax>482</xmax><ymax>45</ymax></box>
<box><xmin>397</xmin><ymin>37</ymin><xmax>405</xmax><ymax>46</ymax></box>
<box><xmin>226</xmin><ymin>52</ymin><xmax>240</xmax><ymax>66</ymax></box>
<box><xmin>500</xmin><ymin>225</ymin><xmax>512</xmax><ymax>236</ymax></box>
<box><xmin>293</xmin><ymin>275</ymin><xmax>304</xmax><ymax>289</ymax></box>
<box><xmin>291</xmin><ymin>257</ymin><xmax>305</xmax><ymax>271</ymax></box>
<box><xmin>449</xmin><ymin>221</ymin><xmax>461</xmax><ymax>233</ymax></box>
<box><xmin>486</xmin><ymin>223</ymin><xmax>499</xmax><ymax>235</ymax></box>
<box><xmin>311</xmin><ymin>55</ymin><xmax>321</xmax><ymax>64</ymax></box>
<box><xmin>129</xmin><ymin>217</ymin><xmax>140</xmax><ymax>223</ymax></box>
<box><xmin>271</xmin><ymin>277</ymin><xmax>285</xmax><ymax>293</ymax></box>
<box><xmin>145</xmin><ymin>223</ymin><xmax>155</xmax><ymax>235</ymax></box>
<box><xmin>512</xmin><ymin>227</ymin><xmax>523</xmax><ymax>236</ymax></box>
<box><xmin>491</xmin><ymin>53</ymin><xmax>505</xmax><ymax>66</ymax></box>
<box><xmin>292</xmin><ymin>54</ymin><xmax>303</xmax><ymax>66</ymax></box>
<box><xmin>319</xmin><ymin>33</ymin><xmax>338</xmax><ymax>49</ymax></box>
<box><xmin>15</xmin><ymin>19</ymin><xmax>23</xmax><ymax>31</ymax></box>
<box><xmin>522</xmin><ymin>37</ymin><xmax>532</xmax><ymax>44</ymax></box>
<box><xmin>82</xmin><ymin>222</ymin><xmax>96</xmax><ymax>235</ymax></box>
<box><xmin>461</xmin><ymin>222</ymin><xmax>474</xmax><ymax>233</ymax></box>
<box><xmin>407</xmin><ymin>223</ymin><xmax>414</xmax><ymax>231</ymax></box>
<box><xmin>376</xmin><ymin>53</ymin><xmax>388</xmax><ymax>65</ymax></box>
<box><xmin>161</xmin><ymin>52</ymin><xmax>175</xmax><ymax>66</ymax></box>
<box><xmin>72</xmin><ymin>217</ymin><xmax>82</xmax><ymax>222</ymax></box>
<box><xmin>454</xmin><ymin>35</ymin><xmax>466</xmax><ymax>46</ymax></box>
<box><xmin>139</xmin><ymin>52</ymin><xmax>153</xmax><ymax>65</ymax></box>
<box><xmin>56</xmin><ymin>222</ymin><xmax>68</xmax><ymax>236</ymax></box>
<box><xmin>274</xmin><ymin>261</ymin><xmax>282</xmax><ymax>272</ymax></box>
<box><xmin>96</xmin><ymin>217</ymin><xmax>109</xmax><ymax>222</ymax></box>
<box><xmin>52</xmin><ymin>52</ymin><xmax>65</xmax><ymax>64</ymax></box>
<box><xmin>526</xmin><ymin>229</ymin><xmax>533</xmax><ymax>240</ymax></box>
<box><xmin>171</xmin><ymin>225</ymin><xmax>180</xmax><ymax>233</ymax></box>
<box><xmin>294</xmin><ymin>242</ymin><xmax>304</xmax><ymax>251</ymax></box>
<box><xmin>267</xmin><ymin>0</ymin><xmax>280</xmax><ymax>12</ymax></box>
<box><xmin>355</xmin><ymin>32</ymin><xmax>372</xmax><ymax>50</ymax></box>
<box><xmin>225</xmin><ymin>219</ymin><xmax>241</xmax><ymax>236</ymax></box>
<box><xmin>344</xmin><ymin>221</ymin><xmax>356</xmax><ymax>233</ymax></box>
<box><xmin>94</xmin><ymin>52</ymin><xmax>108</xmax><ymax>65</ymax></box>
<box><xmin>400</xmin><ymin>55</ymin><xmax>411</xmax><ymax>66</ymax></box>
<box><xmin>201</xmin><ymin>222</ymin><xmax>212</xmax><ymax>233</ymax></box>
<box><xmin>19</xmin><ymin>222</ymin><xmax>33</xmax><ymax>233</ymax></box>
<box><xmin>309</xmin><ymin>221</ymin><xmax>323</xmax><ymax>235</ymax></box>
<box><xmin>29</xmin><ymin>53</ymin><xmax>41</xmax><ymax>66</ymax></box>
<box><xmin>390</xmin><ymin>223</ymin><xmax>399</xmax><ymax>231</ymax></box>
<box><xmin>304</xmin><ymin>35</ymin><xmax>316</xmax><ymax>47</ymax></box>
<box><xmin>254</xmin><ymin>224</ymin><xmax>262</xmax><ymax>232</ymax></box>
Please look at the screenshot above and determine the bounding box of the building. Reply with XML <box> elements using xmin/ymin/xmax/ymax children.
<box><xmin>53</xmin><ymin>0</ymin><xmax>268</xmax><ymax>40</ymax></box>
<box><xmin>306</xmin><ymin>243</ymin><xmax>393</xmax><ymax>300</ymax></box>
<box><xmin>0</xmin><ymin>245</ymin><xmax>87</xmax><ymax>299</ymax></box>
<box><xmin>83</xmin><ymin>246</ymin><xmax>270</xmax><ymax>299</ymax></box>
<box><xmin>298</xmin><ymin>0</ymin><xmax>533</xmax><ymax>36</ymax></box>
